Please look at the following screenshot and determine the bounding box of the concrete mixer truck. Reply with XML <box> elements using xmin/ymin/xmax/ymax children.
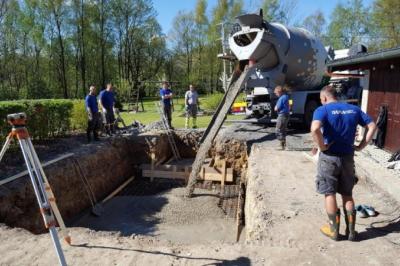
<box><xmin>227</xmin><ymin>11</ymin><xmax>331</xmax><ymax>128</ymax></box>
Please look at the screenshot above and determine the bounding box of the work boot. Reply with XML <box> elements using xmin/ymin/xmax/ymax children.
<box><xmin>276</xmin><ymin>140</ymin><xmax>285</xmax><ymax>150</ymax></box>
<box><xmin>344</xmin><ymin>209</ymin><xmax>357</xmax><ymax>241</ymax></box>
<box><xmin>320</xmin><ymin>210</ymin><xmax>340</xmax><ymax>241</ymax></box>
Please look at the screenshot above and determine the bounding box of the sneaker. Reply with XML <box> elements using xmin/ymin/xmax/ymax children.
<box><xmin>356</xmin><ymin>205</ymin><xmax>368</xmax><ymax>218</ymax></box>
<box><xmin>363</xmin><ymin>205</ymin><xmax>376</xmax><ymax>217</ymax></box>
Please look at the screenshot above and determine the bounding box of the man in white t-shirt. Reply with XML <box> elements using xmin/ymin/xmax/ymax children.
<box><xmin>184</xmin><ymin>84</ymin><xmax>199</xmax><ymax>129</ymax></box>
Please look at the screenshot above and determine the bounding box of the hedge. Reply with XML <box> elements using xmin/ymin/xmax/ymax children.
<box><xmin>0</xmin><ymin>99</ymin><xmax>85</xmax><ymax>141</ymax></box>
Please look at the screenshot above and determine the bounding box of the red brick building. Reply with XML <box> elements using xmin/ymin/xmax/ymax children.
<box><xmin>328</xmin><ymin>47</ymin><xmax>400</xmax><ymax>152</ymax></box>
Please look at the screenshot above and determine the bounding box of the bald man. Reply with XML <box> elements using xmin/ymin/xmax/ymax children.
<box><xmin>311</xmin><ymin>85</ymin><xmax>376</xmax><ymax>241</ymax></box>
<box><xmin>85</xmin><ymin>85</ymin><xmax>100</xmax><ymax>142</ymax></box>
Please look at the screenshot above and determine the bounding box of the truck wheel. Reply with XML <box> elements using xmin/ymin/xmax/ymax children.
<box><xmin>304</xmin><ymin>100</ymin><xmax>318</xmax><ymax>129</ymax></box>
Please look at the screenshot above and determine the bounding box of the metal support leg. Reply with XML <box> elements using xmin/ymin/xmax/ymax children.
<box><xmin>0</xmin><ymin>135</ymin><xmax>12</xmax><ymax>163</ymax></box>
<box><xmin>25</xmin><ymin>138</ymin><xmax>71</xmax><ymax>244</ymax></box>
<box><xmin>18</xmin><ymin>139</ymin><xmax>67</xmax><ymax>266</ymax></box>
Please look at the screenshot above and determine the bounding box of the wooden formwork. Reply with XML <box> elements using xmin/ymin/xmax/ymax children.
<box><xmin>141</xmin><ymin>154</ymin><xmax>233</xmax><ymax>186</ymax></box>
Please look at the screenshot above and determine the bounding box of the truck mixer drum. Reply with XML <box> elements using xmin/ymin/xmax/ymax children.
<box><xmin>229</xmin><ymin>12</ymin><xmax>328</xmax><ymax>90</ymax></box>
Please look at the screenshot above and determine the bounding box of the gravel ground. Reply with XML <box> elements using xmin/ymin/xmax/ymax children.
<box><xmin>73</xmin><ymin>188</ymin><xmax>234</xmax><ymax>244</ymax></box>
<box><xmin>361</xmin><ymin>145</ymin><xmax>400</xmax><ymax>177</ymax></box>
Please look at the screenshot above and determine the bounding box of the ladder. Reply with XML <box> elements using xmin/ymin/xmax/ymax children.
<box><xmin>128</xmin><ymin>88</ymin><xmax>144</xmax><ymax>113</ymax></box>
<box><xmin>186</xmin><ymin>66</ymin><xmax>252</xmax><ymax>197</ymax></box>
<box><xmin>0</xmin><ymin>113</ymin><xmax>68</xmax><ymax>266</ymax></box>
<box><xmin>156</xmin><ymin>102</ymin><xmax>181</xmax><ymax>161</ymax></box>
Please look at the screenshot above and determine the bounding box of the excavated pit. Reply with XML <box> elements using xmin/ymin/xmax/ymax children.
<box><xmin>0</xmin><ymin>128</ymin><xmax>249</xmax><ymax>244</ymax></box>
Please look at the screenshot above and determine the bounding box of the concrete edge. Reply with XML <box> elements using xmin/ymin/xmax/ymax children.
<box><xmin>355</xmin><ymin>153</ymin><xmax>400</xmax><ymax>204</ymax></box>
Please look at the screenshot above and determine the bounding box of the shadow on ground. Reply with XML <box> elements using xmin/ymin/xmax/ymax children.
<box><xmin>74</xmin><ymin>243</ymin><xmax>251</xmax><ymax>265</ymax></box>
<box><xmin>73</xmin><ymin>195</ymin><xmax>168</xmax><ymax>236</ymax></box>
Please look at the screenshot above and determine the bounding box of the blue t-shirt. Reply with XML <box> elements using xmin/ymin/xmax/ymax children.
<box><xmin>313</xmin><ymin>102</ymin><xmax>373</xmax><ymax>155</ymax></box>
<box><xmin>85</xmin><ymin>95</ymin><xmax>98</xmax><ymax>113</ymax></box>
<box><xmin>276</xmin><ymin>94</ymin><xmax>290</xmax><ymax>114</ymax></box>
<box><xmin>99</xmin><ymin>90</ymin><xmax>115</xmax><ymax>109</ymax></box>
<box><xmin>160</xmin><ymin>88</ymin><xmax>173</xmax><ymax>106</ymax></box>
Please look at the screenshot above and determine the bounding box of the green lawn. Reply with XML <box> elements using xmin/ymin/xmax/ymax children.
<box><xmin>119</xmin><ymin>98</ymin><xmax>245</xmax><ymax>129</ymax></box>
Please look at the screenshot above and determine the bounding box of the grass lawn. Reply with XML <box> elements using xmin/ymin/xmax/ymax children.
<box><xmin>119</xmin><ymin>97</ymin><xmax>246</xmax><ymax>129</ymax></box>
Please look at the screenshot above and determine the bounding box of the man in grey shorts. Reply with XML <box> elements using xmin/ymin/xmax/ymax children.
<box><xmin>185</xmin><ymin>84</ymin><xmax>199</xmax><ymax>129</ymax></box>
<box><xmin>274</xmin><ymin>86</ymin><xmax>290</xmax><ymax>150</ymax></box>
<box><xmin>311</xmin><ymin>85</ymin><xmax>376</xmax><ymax>241</ymax></box>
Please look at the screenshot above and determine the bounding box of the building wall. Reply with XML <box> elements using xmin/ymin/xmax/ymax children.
<box><xmin>367</xmin><ymin>59</ymin><xmax>400</xmax><ymax>152</ymax></box>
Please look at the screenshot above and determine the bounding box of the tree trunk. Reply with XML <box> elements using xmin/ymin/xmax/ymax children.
<box><xmin>53</xmin><ymin>7</ymin><xmax>68</xmax><ymax>98</ymax></box>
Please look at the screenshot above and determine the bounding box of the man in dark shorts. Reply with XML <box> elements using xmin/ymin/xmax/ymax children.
<box><xmin>99</xmin><ymin>83</ymin><xmax>116</xmax><ymax>135</ymax></box>
<box><xmin>85</xmin><ymin>85</ymin><xmax>100</xmax><ymax>142</ymax></box>
<box><xmin>311</xmin><ymin>85</ymin><xmax>376</xmax><ymax>241</ymax></box>
<box><xmin>274</xmin><ymin>85</ymin><xmax>290</xmax><ymax>150</ymax></box>
<box><xmin>159</xmin><ymin>81</ymin><xmax>174</xmax><ymax>129</ymax></box>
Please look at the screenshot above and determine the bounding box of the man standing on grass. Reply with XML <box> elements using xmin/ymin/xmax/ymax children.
<box><xmin>160</xmin><ymin>81</ymin><xmax>174</xmax><ymax>129</ymax></box>
<box><xmin>311</xmin><ymin>85</ymin><xmax>376</xmax><ymax>241</ymax></box>
<box><xmin>85</xmin><ymin>85</ymin><xmax>100</xmax><ymax>142</ymax></box>
<box><xmin>99</xmin><ymin>83</ymin><xmax>116</xmax><ymax>135</ymax></box>
<box><xmin>185</xmin><ymin>84</ymin><xmax>199</xmax><ymax>129</ymax></box>
<box><xmin>274</xmin><ymin>85</ymin><xmax>290</xmax><ymax>150</ymax></box>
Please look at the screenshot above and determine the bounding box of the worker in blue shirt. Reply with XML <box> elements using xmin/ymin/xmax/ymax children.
<box><xmin>311</xmin><ymin>85</ymin><xmax>376</xmax><ymax>241</ymax></box>
<box><xmin>99</xmin><ymin>83</ymin><xmax>116</xmax><ymax>135</ymax></box>
<box><xmin>274</xmin><ymin>85</ymin><xmax>290</xmax><ymax>150</ymax></box>
<box><xmin>85</xmin><ymin>85</ymin><xmax>100</xmax><ymax>142</ymax></box>
<box><xmin>159</xmin><ymin>81</ymin><xmax>174</xmax><ymax>129</ymax></box>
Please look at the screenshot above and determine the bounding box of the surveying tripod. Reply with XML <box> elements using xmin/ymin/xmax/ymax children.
<box><xmin>0</xmin><ymin>113</ymin><xmax>68</xmax><ymax>266</ymax></box>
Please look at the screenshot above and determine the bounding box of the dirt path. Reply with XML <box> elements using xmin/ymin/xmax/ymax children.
<box><xmin>246</xmin><ymin>142</ymin><xmax>400</xmax><ymax>265</ymax></box>
<box><xmin>0</xmin><ymin>127</ymin><xmax>399</xmax><ymax>265</ymax></box>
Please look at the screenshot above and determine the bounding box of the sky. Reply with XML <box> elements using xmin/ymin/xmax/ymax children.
<box><xmin>152</xmin><ymin>0</ymin><xmax>374</xmax><ymax>35</ymax></box>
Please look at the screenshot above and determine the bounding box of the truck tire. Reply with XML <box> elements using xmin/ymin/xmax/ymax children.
<box><xmin>304</xmin><ymin>100</ymin><xmax>319</xmax><ymax>129</ymax></box>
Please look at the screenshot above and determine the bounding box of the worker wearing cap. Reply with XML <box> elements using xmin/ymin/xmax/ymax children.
<box><xmin>160</xmin><ymin>81</ymin><xmax>174</xmax><ymax>129</ymax></box>
<box><xmin>274</xmin><ymin>85</ymin><xmax>290</xmax><ymax>150</ymax></box>
<box><xmin>99</xmin><ymin>83</ymin><xmax>116</xmax><ymax>135</ymax></box>
<box><xmin>184</xmin><ymin>84</ymin><xmax>199</xmax><ymax>129</ymax></box>
<box><xmin>85</xmin><ymin>85</ymin><xmax>100</xmax><ymax>142</ymax></box>
<box><xmin>311</xmin><ymin>85</ymin><xmax>376</xmax><ymax>241</ymax></box>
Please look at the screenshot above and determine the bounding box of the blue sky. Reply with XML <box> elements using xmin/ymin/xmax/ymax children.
<box><xmin>152</xmin><ymin>0</ymin><xmax>374</xmax><ymax>34</ymax></box>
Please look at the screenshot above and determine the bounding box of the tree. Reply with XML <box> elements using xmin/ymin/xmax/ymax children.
<box><xmin>302</xmin><ymin>10</ymin><xmax>326</xmax><ymax>39</ymax></box>
<box><xmin>261</xmin><ymin>0</ymin><xmax>298</xmax><ymax>25</ymax></box>
<box><xmin>326</xmin><ymin>0</ymin><xmax>371</xmax><ymax>49</ymax></box>
<box><xmin>169</xmin><ymin>11</ymin><xmax>196</xmax><ymax>85</ymax></box>
<box><xmin>372</xmin><ymin>0</ymin><xmax>400</xmax><ymax>49</ymax></box>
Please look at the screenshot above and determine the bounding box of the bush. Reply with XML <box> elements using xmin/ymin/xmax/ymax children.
<box><xmin>200</xmin><ymin>93</ymin><xmax>224</xmax><ymax>111</ymax></box>
<box><xmin>70</xmin><ymin>100</ymin><xmax>88</xmax><ymax>131</ymax></box>
<box><xmin>0</xmin><ymin>99</ymin><xmax>74</xmax><ymax>141</ymax></box>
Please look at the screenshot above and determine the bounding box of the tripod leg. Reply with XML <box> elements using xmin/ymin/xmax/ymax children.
<box><xmin>0</xmin><ymin>134</ymin><xmax>13</xmax><ymax>163</ymax></box>
<box><xmin>18</xmin><ymin>139</ymin><xmax>68</xmax><ymax>266</ymax></box>
<box><xmin>49</xmin><ymin>227</ymin><xmax>67</xmax><ymax>266</ymax></box>
<box><xmin>25</xmin><ymin>138</ymin><xmax>71</xmax><ymax>244</ymax></box>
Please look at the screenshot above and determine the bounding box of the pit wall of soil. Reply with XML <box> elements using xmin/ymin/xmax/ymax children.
<box><xmin>0</xmin><ymin>130</ymin><xmax>199</xmax><ymax>234</ymax></box>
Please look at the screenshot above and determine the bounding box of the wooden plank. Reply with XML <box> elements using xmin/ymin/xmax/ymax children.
<box><xmin>150</xmin><ymin>153</ymin><xmax>155</xmax><ymax>182</ymax></box>
<box><xmin>221</xmin><ymin>160</ymin><xmax>226</xmax><ymax>187</ymax></box>
<box><xmin>142</xmin><ymin>170</ymin><xmax>188</xmax><ymax>179</ymax></box>
<box><xmin>101</xmin><ymin>176</ymin><xmax>135</xmax><ymax>203</ymax></box>
<box><xmin>142</xmin><ymin>168</ymin><xmax>233</xmax><ymax>182</ymax></box>
<box><xmin>0</xmin><ymin>153</ymin><xmax>74</xmax><ymax>186</ymax></box>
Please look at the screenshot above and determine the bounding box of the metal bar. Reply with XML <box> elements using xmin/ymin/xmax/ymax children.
<box><xmin>0</xmin><ymin>135</ymin><xmax>12</xmax><ymax>163</ymax></box>
<box><xmin>49</xmin><ymin>227</ymin><xmax>67</xmax><ymax>266</ymax></box>
<box><xmin>26</xmin><ymin>138</ymin><xmax>71</xmax><ymax>244</ymax></box>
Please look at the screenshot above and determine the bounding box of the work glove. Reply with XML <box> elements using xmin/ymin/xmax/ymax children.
<box><xmin>102</xmin><ymin>108</ymin><xmax>107</xmax><ymax>114</ymax></box>
<box><xmin>88</xmin><ymin>112</ymin><xmax>93</xmax><ymax>121</ymax></box>
<box><xmin>185</xmin><ymin>105</ymin><xmax>189</xmax><ymax>112</ymax></box>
